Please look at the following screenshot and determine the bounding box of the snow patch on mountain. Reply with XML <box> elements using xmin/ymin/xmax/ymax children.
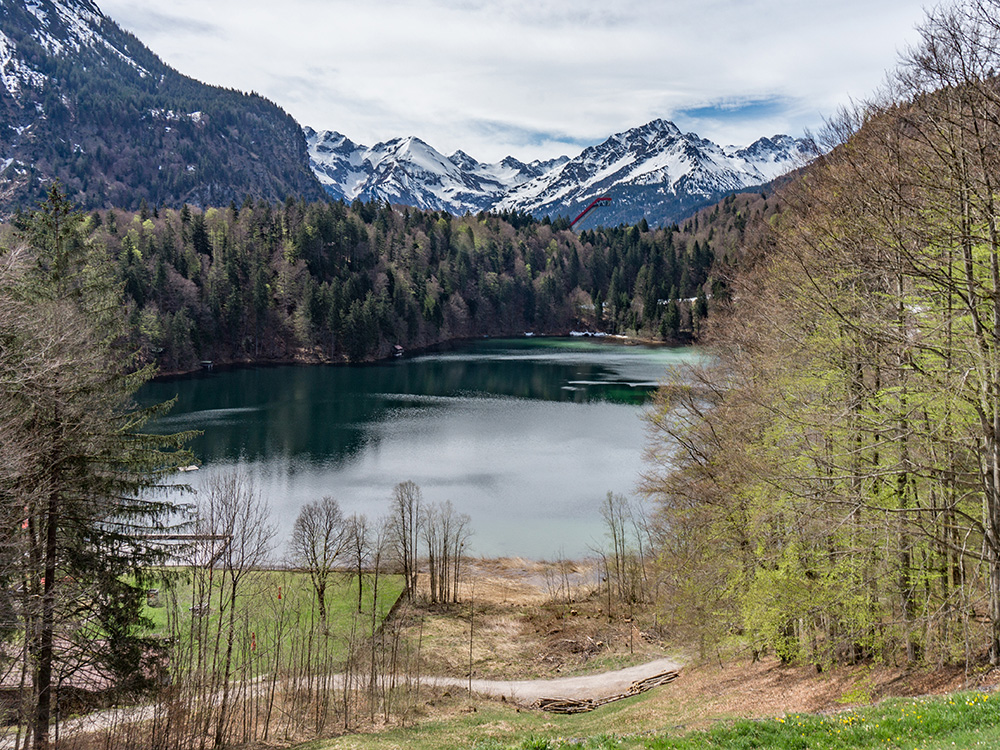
<box><xmin>307</xmin><ymin>118</ymin><xmax>812</xmax><ymax>225</ymax></box>
<box><xmin>3</xmin><ymin>0</ymin><xmax>149</xmax><ymax>97</ymax></box>
<box><xmin>725</xmin><ymin>135</ymin><xmax>813</xmax><ymax>182</ymax></box>
<box><xmin>0</xmin><ymin>29</ymin><xmax>47</xmax><ymax>97</ymax></box>
<box><xmin>305</xmin><ymin>127</ymin><xmax>557</xmax><ymax>214</ymax></box>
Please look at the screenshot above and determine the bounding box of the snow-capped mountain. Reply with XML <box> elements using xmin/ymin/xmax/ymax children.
<box><xmin>305</xmin><ymin>127</ymin><xmax>568</xmax><ymax>214</ymax></box>
<box><xmin>306</xmin><ymin>119</ymin><xmax>813</xmax><ymax>227</ymax></box>
<box><xmin>0</xmin><ymin>0</ymin><xmax>324</xmax><ymax>212</ymax></box>
<box><xmin>0</xmin><ymin>0</ymin><xmax>811</xmax><ymax>223</ymax></box>
<box><xmin>494</xmin><ymin>120</ymin><xmax>814</xmax><ymax>225</ymax></box>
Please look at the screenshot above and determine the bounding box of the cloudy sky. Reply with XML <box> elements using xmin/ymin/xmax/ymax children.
<box><xmin>98</xmin><ymin>0</ymin><xmax>932</xmax><ymax>164</ymax></box>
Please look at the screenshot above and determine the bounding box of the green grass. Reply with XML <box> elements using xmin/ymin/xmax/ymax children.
<box><xmin>310</xmin><ymin>688</ymin><xmax>1000</xmax><ymax>750</ymax></box>
<box><xmin>143</xmin><ymin>567</ymin><xmax>404</xmax><ymax>664</ymax></box>
<box><xmin>308</xmin><ymin>695</ymin><xmax>655</xmax><ymax>750</ymax></box>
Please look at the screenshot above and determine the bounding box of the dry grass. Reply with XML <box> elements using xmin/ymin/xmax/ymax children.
<box><xmin>313</xmin><ymin>557</ymin><xmax>1000</xmax><ymax>749</ymax></box>
<box><xmin>401</xmin><ymin>557</ymin><xmax>670</xmax><ymax>682</ymax></box>
<box><xmin>454</xmin><ymin>558</ymin><xmax>598</xmax><ymax>607</ymax></box>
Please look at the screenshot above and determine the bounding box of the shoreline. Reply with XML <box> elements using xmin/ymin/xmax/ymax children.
<box><xmin>150</xmin><ymin>330</ymin><xmax>688</xmax><ymax>381</ymax></box>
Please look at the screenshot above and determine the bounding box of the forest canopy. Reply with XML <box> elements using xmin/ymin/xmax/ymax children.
<box><xmin>643</xmin><ymin>0</ymin><xmax>1000</xmax><ymax>669</ymax></box>
<box><xmin>23</xmin><ymin>195</ymin><xmax>758</xmax><ymax>374</ymax></box>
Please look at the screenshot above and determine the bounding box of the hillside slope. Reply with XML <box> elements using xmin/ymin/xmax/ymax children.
<box><xmin>0</xmin><ymin>0</ymin><xmax>326</xmax><ymax>213</ymax></box>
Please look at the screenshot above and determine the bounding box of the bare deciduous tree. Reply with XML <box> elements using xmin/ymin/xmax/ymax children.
<box><xmin>289</xmin><ymin>496</ymin><xmax>348</xmax><ymax>623</ymax></box>
<box><xmin>422</xmin><ymin>500</ymin><xmax>471</xmax><ymax>604</ymax></box>
<box><xmin>202</xmin><ymin>470</ymin><xmax>274</xmax><ymax>749</ymax></box>
<box><xmin>389</xmin><ymin>481</ymin><xmax>421</xmax><ymax>599</ymax></box>
<box><xmin>345</xmin><ymin>514</ymin><xmax>370</xmax><ymax>613</ymax></box>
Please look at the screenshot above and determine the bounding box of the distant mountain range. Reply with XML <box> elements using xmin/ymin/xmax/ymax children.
<box><xmin>306</xmin><ymin>120</ymin><xmax>814</xmax><ymax>228</ymax></box>
<box><xmin>0</xmin><ymin>0</ymin><xmax>813</xmax><ymax>227</ymax></box>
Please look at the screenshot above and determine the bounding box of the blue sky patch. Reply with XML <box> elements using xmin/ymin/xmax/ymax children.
<box><xmin>677</xmin><ymin>96</ymin><xmax>792</xmax><ymax>123</ymax></box>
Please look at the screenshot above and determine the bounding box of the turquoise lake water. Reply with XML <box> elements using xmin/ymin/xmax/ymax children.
<box><xmin>140</xmin><ymin>337</ymin><xmax>704</xmax><ymax>559</ymax></box>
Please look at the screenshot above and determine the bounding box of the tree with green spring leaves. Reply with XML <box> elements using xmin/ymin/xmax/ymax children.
<box><xmin>644</xmin><ymin>0</ymin><xmax>1000</xmax><ymax>670</ymax></box>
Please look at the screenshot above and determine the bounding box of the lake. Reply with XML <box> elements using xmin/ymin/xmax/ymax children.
<box><xmin>140</xmin><ymin>337</ymin><xmax>704</xmax><ymax>559</ymax></box>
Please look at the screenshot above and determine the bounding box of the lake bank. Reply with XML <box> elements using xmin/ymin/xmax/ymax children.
<box><xmin>149</xmin><ymin>330</ymin><xmax>689</xmax><ymax>380</ymax></box>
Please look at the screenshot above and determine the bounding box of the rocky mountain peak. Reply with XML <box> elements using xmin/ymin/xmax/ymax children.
<box><xmin>306</xmin><ymin>119</ymin><xmax>813</xmax><ymax>227</ymax></box>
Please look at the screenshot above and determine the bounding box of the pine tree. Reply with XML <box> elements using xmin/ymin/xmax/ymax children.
<box><xmin>1</xmin><ymin>186</ymin><xmax>195</xmax><ymax>749</ymax></box>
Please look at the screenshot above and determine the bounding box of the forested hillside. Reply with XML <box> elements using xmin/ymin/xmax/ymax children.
<box><xmin>0</xmin><ymin>0</ymin><xmax>326</xmax><ymax>212</ymax></box>
<box><xmin>644</xmin><ymin>0</ymin><xmax>1000</xmax><ymax>670</ymax></box>
<box><xmin>27</xmin><ymin>194</ymin><xmax>768</xmax><ymax>374</ymax></box>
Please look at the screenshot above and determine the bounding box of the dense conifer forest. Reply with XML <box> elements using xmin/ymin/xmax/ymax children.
<box><xmin>22</xmin><ymin>192</ymin><xmax>768</xmax><ymax>374</ymax></box>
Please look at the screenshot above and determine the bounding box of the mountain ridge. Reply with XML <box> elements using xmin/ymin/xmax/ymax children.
<box><xmin>304</xmin><ymin>126</ymin><xmax>568</xmax><ymax>215</ymax></box>
<box><xmin>0</xmin><ymin>0</ymin><xmax>326</xmax><ymax>212</ymax></box>
<box><xmin>0</xmin><ymin>0</ymin><xmax>812</xmax><ymax>226</ymax></box>
<box><xmin>306</xmin><ymin>119</ymin><xmax>814</xmax><ymax>227</ymax></box>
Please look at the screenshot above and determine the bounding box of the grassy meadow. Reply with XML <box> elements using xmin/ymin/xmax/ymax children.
<box><xmin>306</xmin><ymin>687</ymin><xmax>1000</xmax><ymax>750</ymax></box>
<box><xmin>142</xmin><ymin>567</ymin><xmax>405</xmax><ymax>666</ymax></box>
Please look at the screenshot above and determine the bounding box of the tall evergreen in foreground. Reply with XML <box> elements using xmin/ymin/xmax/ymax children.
<box><xmin>0</xmin><ymin>186</ymin><xmax>194</xmax><ymax>749</ymax></box>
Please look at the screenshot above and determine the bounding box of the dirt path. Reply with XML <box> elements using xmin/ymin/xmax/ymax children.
<box><xmin>422</xmin><ymin>656</ymin><xmax>682</xmax><ymax>704</ymax></box>
<box><xmin>0</xmin><ymin>658</ymin><xmax>683</xmax><ymax>749</ymax></box>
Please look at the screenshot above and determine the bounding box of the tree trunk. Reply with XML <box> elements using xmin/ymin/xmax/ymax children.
<box><xmin>33</xmin><ymin>488</ymin><xmax>59</xmax><ymax>750</ymax></box>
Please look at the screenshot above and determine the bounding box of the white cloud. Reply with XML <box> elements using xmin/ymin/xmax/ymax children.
<box><xmin>98</xmin><ymin>0</ymin><xmax>931</xmax><ymax>162</ymax></box>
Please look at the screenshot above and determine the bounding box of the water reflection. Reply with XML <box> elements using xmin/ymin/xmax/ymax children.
<box><xmin>141</xmin><ymin>338</ymin><xmax>704</xmax><ymax>558</ymax></box>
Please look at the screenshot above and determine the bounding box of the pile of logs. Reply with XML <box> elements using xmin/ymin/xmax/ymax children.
<box><xmin>536</xmin><ymin>669</ymin><xmax>680</xmax><ymax>714</ymax></box>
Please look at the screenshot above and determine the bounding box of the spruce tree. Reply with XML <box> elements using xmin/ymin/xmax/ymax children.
<box><xmin>1</xmin><ymin>186</ymin><xmax>194</xmax><ymax>749</ymax></box>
